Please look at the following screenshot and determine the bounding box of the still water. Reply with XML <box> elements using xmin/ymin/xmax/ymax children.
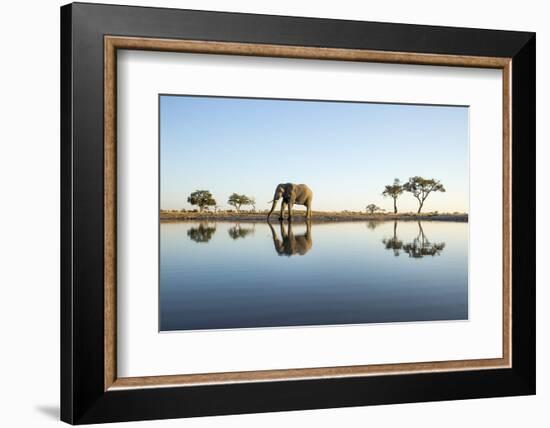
<box><xmin>160</xmin><ymin>220</ymin><xmax>468</xmax><ymax>331</ymax></box>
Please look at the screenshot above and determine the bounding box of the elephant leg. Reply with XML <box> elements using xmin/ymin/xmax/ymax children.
<box><xmin>306</xmin><ymin>203</ymin><xmax>311</xmax><ymax>219</ymax></box>
<box><xmin>287</xmin><ymin>203</ymin><xmax>293</xmax><ymax>220</ymax></box>
<box><xmin>280</xmin><ymin>220</ymin><xmax>287</xmax><ymax>239</ymax></box>
<box><xmin>305</xmin><ymin>219</ymin><xmax>311</xmax><ymax>238</ymax></box>
<box><xmin>287</xmin><ymin>220</ymin><xmax>293</xmax><ymax>238</ymax></box>
<box><xmin>279</xmin><ymin>201</ymin><xmax>286</xmax><ymax>220</ymax></box>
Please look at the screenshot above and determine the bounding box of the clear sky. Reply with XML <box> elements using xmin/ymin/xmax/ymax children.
<box><xmin>160</xmin><ymin>95</ymin><xmax>468</xmax><ymax>213</ymax></box>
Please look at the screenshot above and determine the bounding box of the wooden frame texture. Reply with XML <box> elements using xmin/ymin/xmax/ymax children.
<box><xmin>104</xmin><ymin>36</ymin><xmax>513</xmax><ymax>391</ymax></box>
<box><xmin>62</xmin><ymin>2</ymin><xmax>535</xmax><ymax>424</ymax></box>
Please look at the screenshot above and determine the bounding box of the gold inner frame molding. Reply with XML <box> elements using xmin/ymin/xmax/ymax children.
<box><xmin>104</xmin><ymin>35</ymin><xmax>512</xmax><ymax>391</ymax></box>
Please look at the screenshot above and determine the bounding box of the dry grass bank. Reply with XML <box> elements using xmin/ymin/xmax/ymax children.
<box><xmin>160</xmin><ymin>211</ymin><xmax>468</xmax><ymax>223</ymax></box>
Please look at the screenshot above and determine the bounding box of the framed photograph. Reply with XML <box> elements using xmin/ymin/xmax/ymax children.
<box><xmin>61</xmin><ymin>2</ymin><xmax>535</xmax><ymax>424</ymax></box>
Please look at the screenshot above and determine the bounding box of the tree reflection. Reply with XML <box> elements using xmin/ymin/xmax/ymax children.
<box><xmin>268</xmin><ymin>220</ymin><xmax>312</xmax><ymax>256</ymax></box>
<box><xmin>382</xmin><ymin>221</ymin><xmax>445</xmax><ymax>258</ymax></box>
<box><xmin>403</xmin><ymin>222</ymin><xmax>445</xmax><ymax>258</ymax></box>
<box><xmin>382</xmin><ymin>222</ymin><xmax>403</xmax><ymax>256</ymax></box>
<box><xmin>187</xmin><ymin>222</ymin><xmax>217</xmax><ymax>243</ymax></box>
<box><xmin>228</xmin><ymin>224</ymin><xmax>255</xmax><ymax>240</ymax></box>
<box><xmin>366</xmin><ymin>221</ymin><xmax>382</xmax><ymax>230</ymax></box>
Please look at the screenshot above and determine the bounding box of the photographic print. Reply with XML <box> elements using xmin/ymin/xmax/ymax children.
<box><xmin>159</xmin><ymin>95</ymin><xmax>469</xmax><ymax>332</ymax></box>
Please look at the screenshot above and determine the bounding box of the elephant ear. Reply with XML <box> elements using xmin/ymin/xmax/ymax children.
<box><xmin>283</xmin><ymin>183</ymin><xmax>294</xmax><ymax>198</ymax></box>
<box><xmin>279</xmin><ymin>183</ymin><xmax>287</xmax><ymax>193</ymax></box>
<box><xmin>271</xmin><ymin>184</ymin><xmax>283</xmax><ymax>201</ymax></box>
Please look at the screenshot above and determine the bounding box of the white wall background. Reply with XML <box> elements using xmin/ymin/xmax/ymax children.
<box><xmin>0</xmin><ymin>0</ymin><xmax>546</xmax><ymax>426</ymax></box>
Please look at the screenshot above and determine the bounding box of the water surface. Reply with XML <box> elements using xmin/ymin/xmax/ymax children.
<box><xmin>160</xmin><ymin>220</ymin><xmax>468</xmax><ymax>331</ymax></box>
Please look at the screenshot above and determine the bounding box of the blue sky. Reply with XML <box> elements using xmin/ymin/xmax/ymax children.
<box><xmin>160</xmin><ymin>95</ymin><xmax>468</xmax><ymax>213</ymax></box>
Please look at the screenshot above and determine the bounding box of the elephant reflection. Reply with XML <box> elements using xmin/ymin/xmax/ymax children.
<box><xmin>187</xmin><ymin>222</ymin><xmax>216</xmax><ymax>243</ymax></box>
<box><xmin>268</xmin><ymin>220</ymin><xmax>313</xmax><ymax>256</ymax></box>
<box><xmin>228</xmin><ymin>224</ymin><xmax>255</xmax><ymax>240</ymax></box>
<box><xmin>382</xmin><ymin>221</ymin><xmax>445</xmax><ymax>258</ymax></box>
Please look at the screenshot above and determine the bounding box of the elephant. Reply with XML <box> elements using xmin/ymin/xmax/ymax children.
<box><xmin>268</xmin><ymin>220</ymin><xmax>312</xmax><ymax>256</ymax></box>
<box><xmin>267</xmin><ymin>183</ymin><xmax>313</xmax><ymax>220</ymax></box>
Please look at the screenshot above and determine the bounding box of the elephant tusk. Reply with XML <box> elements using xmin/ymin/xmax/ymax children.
<box><xmin>267</xmin><ymin>200</ymin><xmax>274</xmax><ymax>203</ymax></box>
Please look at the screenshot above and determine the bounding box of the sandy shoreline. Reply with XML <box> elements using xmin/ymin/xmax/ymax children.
<box><xmin>160</xmin><ymin>212</ymin><xmax>468</xmax><ymax>223</ymax></box>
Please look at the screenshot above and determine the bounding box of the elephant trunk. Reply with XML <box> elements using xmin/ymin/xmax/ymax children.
<box><xmin>267</xmin><ymin>200</ymin><xmax>277</xmax><ymax>218</ymax></box>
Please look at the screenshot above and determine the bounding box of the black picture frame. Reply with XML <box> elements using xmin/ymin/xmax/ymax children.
<box><xmin>61</xmin><ymin>2</ymin><xmax>535</xmax><ymax>424</ymax></box>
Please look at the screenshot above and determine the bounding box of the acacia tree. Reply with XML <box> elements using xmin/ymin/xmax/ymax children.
<box><xmin>228</xmin><ymin>193</ymin><xmax>253</xmax><ymax>212</ymax></box>
<box><xmin>403</xmin><ymin>176</ymin><xmax>446</xmax><ymax>213</ymax></box>
<box><xmin>187</xmin><ymin>190</ymin><xmax>216</xmax><ymax>212</ymax></box>
<box><xmin>366</xmin><ymin>204</ymin><xmax>382</xmax><ymax>214</ymax></box>
<box><xmin>382</xmin><ymin>178</ymin><xmax>404</xmax><ymax>214</ymax></box>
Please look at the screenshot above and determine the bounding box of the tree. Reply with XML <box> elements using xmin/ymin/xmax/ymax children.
<box><xmin>366</xmin><ymin>204</ymin><xmax>382</xmax><ymax>214</ymax></box>
<box><xmin>227</xmin><ymin>193</ymin><xmax>253</xmax><ymax>212</ymax></box>
<box><xmin>187</xmin><ymin>190</ymin><xmax>216</xmax><ymax>212</ymax></box>
<box><xmin>382</xmin><ymin>178</ymin><xmax>404</xmax><ymax>213</ymax></box>
<box><xmin>403</xmin><ymin>176</ymin><xmax>446</xmax><ymax>213</ymax></box>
